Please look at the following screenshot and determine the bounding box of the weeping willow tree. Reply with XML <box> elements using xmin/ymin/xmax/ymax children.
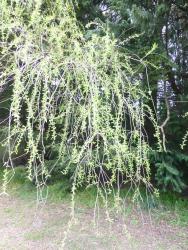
<box><xmin>0</xmin><ymin>0</ymin><xmax>160</xmax><ymax>205</ymax></box>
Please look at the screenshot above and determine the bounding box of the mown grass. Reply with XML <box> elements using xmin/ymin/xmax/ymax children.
<box><xmin>153</xmin><ymin>192</ymin><xmax>188</xmax><ymax>227</ymax></box>
<box><xmin>0</xmin><ymin>166</ymin><xmax>188</xmax><ymax>227</ymax></box>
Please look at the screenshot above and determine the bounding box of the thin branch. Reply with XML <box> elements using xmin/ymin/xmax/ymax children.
<box><xmin>160</xmin><ymin>81</ymin><xmax>170</xmax><ymax>152</ymax></box>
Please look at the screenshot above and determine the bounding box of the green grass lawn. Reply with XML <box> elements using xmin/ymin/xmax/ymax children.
<box><xmin>1</xmin><ymin>166</ymin><xmax>188</xmax><ymax>228</ymax></box>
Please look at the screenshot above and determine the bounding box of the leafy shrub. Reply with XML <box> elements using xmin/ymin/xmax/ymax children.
<box><xmin>150</xmin><ymin>150</ymin><xmax>188</xmax><ymax>192</ymax></box>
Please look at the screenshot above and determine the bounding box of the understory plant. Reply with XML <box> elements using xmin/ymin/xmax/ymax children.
<box><xmin>150</xmin><ymin>150</ymin><xmax>188</xmax><ymax>192</ymax></box>
<box><xmin>0</xmin><ymin>0</ymin><xmax>160</xmax><ymax>207</ymax></box>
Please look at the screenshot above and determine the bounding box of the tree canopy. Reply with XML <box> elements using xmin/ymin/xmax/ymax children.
<box><xmin>0</xmin><ymin>0</ymin><xmax>188</xmax><ymax>196</ymax></box>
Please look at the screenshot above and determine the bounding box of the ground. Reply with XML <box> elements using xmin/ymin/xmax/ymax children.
<box><xmin>0</xmin><ymin>193</ymin><xmax>187</xmax><ymax>250</ymax></box>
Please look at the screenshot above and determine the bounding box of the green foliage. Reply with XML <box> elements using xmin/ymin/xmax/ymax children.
<box><xmin>150</xmin><ymin>150</ymin><xmax>188</xmax><ymax>192</ymax></box>
<box><xmin>75</xmin><ymin>0</ymin><xmax>103</xmax><ymax>24</ymax></box>
<box><xmin>181</xmin><ymin>112</ymin><xmax>188</xmax><ymax>150</ymax></box>
<box><xmin>1</xmin><ymin>0</ymin><xmax>187</xmax><ymax>202</ymax></box>
<box><xmin>0</xmin><ymin>0</ymin><xmax>159</xmax><ymax>206</ymax></box>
